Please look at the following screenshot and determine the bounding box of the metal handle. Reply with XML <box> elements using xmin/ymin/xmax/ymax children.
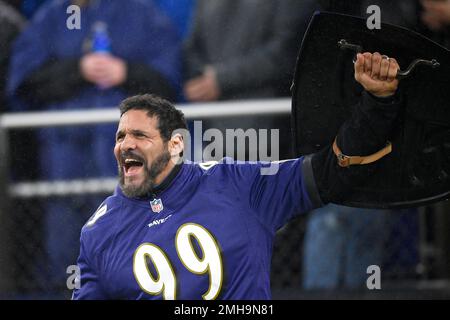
<box><xmin>337</xmin><ymin>39</ymin><xmax>440</xmax><ymax>79</ymax></box>
<box><xmin>337</xmin><ymin>39</ymin><xmax>363</xmax><ymax>55</ymax></box>
<box><xmin>396</xmin><ymin>59</ymin><xmax>440</xmax><ymax>79</ymax></box>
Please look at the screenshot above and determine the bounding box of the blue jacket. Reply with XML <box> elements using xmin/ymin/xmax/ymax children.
<box><xmin>7</xmin><ymin>0</ymin><xmax>181</xmax><ymax>179</ymax></box>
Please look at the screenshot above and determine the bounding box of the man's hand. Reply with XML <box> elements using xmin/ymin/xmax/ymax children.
<box><xmin>421</xmin><ymin>0</ymin><xmax>450</xmax><ymax>31</ymax></box>
<box><xmin>80</xmin><ymin>53</ymin><xmax>127</xmax><ymax>89</ymax></box>
<box><xmin>354</xmin><ymin>52</ymin><xmax>400</xmax><ymax>98</ymax></box>
<box><xmin>184</xmin><ymin>66</ymin><xmax>221</xmax><ymax>101</ymax></box>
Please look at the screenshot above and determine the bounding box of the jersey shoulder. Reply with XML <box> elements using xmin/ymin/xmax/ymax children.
<box><xmin>191</xmin><ymin>157</ymin><xmax>259</xmax><ymax>175</ymax></box>
<box><xmin>187</xmin><ymin>158</ymin><xmax>266</xmax><ymax>195</ymax></box>
<box><xmin>80</xmin><ymin>193</ymin><xmax>123</xmax><ymax>243</ymax></box>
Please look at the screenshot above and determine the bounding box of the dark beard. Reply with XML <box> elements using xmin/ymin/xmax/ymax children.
<box><xmin>119</xmin><ymin>149</ymin><xmax>172</xmax><ymax>198</ymax></box>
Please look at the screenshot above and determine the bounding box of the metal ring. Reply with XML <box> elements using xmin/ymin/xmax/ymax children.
<box><xmin>382</xmin><ymin>55</ymin><xmax>390</xmax><ymax>61</ymax></box>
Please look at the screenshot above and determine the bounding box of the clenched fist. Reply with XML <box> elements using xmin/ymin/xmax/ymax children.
<box><xmin>354</xmin><ymin>52</ymin><xmax>400</xmax><ymax>98</ymax></box>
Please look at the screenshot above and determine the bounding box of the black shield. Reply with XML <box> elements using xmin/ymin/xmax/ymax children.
<box><xmin>292</xmin><ymin>11</ymin><xmax>450</xmax><ymax>208</ymax></box>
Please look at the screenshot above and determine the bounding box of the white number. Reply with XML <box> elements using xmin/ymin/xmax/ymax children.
<box><xmin>176</xmin><ymin>223</ymin><xmax>223</xmax><ymax>300</ymax></box>
<box><xmin>133</xmin><ymin>243</ymin><xmax>176</xmax><ymax>300</ymax></box>
<box><xmin>86</xmin><ymin>204</ymin><xmax>107</xmax><ymax>227</ymax></box>
<box><xmin>133</xmin><ymin>223</ymin><xmax>223</xmax><ymax>300</ymax></box>
<box><xmin>198</xmin><ymin>161</ymin><xmax>218</xmax><ymax>170</ymax></box>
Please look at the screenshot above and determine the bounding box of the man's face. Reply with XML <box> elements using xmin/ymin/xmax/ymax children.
<box><xmin>114</xmin><ymin>109</ymin><xmax>171</xmax><ymax>198</ymax></box>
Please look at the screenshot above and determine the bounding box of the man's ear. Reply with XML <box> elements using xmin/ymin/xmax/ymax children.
<box><xmin>168</xmin><ymin>133</ymin><xmax>184</xmax><ymax>157</ymax></box>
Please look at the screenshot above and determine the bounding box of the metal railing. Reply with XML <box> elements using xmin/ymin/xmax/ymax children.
<box><xmin>1</xmin><ymin>98</ymin><xmax>449</xmax><ymax>298</ymax></box>
<box><xmin>0</xmin><ymin>98</ymin><xmax>291</xmax><ymax>129</ymax></box>
<box><xmin>0</xmin><ymin>98</ymin><xmax>291</xmax><ymax>295</ymax></box>
<box><xmin>0</xmin><ymin>98</ymin><xmax>291</xmax><ymax>197</ymax></box>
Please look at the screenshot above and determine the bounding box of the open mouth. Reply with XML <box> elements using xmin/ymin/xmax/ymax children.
<box><xmin>123</xmin><ymin>158</ymin><xmax>144</xmax><ymax>176</ymax></box>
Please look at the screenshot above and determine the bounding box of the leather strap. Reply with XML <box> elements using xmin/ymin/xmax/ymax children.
<box><xmin>332</xmin><ymin>138</ymin><xmax>392</xmax><ymax>167</ymax></box>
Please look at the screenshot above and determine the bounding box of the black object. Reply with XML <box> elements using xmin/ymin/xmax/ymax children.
<box><xmin>292</xmin><ymin>11</ymin><xmax>450</xmax><ymax>208</ymax></box>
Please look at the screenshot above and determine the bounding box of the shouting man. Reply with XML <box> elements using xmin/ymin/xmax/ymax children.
<box><xmin>73</xmin><ymin>52</ymin><xmax>401</xmax><ymax>299</ymax></box>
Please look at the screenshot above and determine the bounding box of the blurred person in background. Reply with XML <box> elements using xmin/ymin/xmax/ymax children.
<box><xmin>1</xmin><ymin>2</ymin><xmax>34</xmax><ymax>181</ymax></box>
<box><xmin>302</xmin><ymin>205</ymin><xmax>391</xmax><ymax>289</ymax></box>
<box><xmin>4</xmin><ymin>0</ymin><xmax>49</xmax><ymax>19</ymax></box>
<box><xmin>419</xmin><ymin>0</ymin><xmax>450</xmax><ymax>46</ymax></box>
<box><xmin>5</xmin><ymin>0</ymin><xmax>196</xmax><ymax>24</ymax></box>
<box><xmin>183</xmin><ymin>0</ymin><xmax>320</xmax><ymax>161</ymax></box>
<box><xmin>7</xmin><ymin>0</ymin><xmax>180</xmax><ymax>297</ymax></box>
<box><xmin>152</xmin><ymin>0</ymin><xmax>196</xmax><ymax>101</ymax></box>
<box><xmin>0</xmin><ymin>1</ymin><xmax>25</xmax><ymax>297</ymax></box>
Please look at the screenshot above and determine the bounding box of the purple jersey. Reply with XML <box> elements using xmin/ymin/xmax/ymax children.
<box><xmin>73</xmin><ymin>157</ymin><xmax>315</xmax><ymax>300</ymax></box>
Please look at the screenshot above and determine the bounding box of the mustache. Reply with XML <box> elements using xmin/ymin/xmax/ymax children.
<box><xmin>119</xmin><ymin>150</ymin><xmax>146</xmax><ymax>165</ymax></box>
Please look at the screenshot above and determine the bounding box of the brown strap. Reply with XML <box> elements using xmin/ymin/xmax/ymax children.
<box><xmin>332</xmin><ymin>138</ymin><xmax>392</xmax><ymax>167</ymax></box>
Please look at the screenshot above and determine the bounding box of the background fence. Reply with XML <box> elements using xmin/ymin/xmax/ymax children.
<box><xmin>0</xmin><ymin>99</ymin><xmax>449</xmax><ymax>299</ymax></box>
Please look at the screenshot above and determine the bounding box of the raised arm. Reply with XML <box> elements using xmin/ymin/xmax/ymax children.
<box><xmin>305</xmin><ymin>52</ymin><xmax>402</xmax><ymax>205</ymax></box>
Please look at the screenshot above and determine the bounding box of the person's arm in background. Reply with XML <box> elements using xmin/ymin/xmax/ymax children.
<box><xmin>10</xmin><ymin>1</ymin><xmax>178</xmax><ymax>107</ymax></box>
<box><xmin>16</xmin><ymin>52</ymin><xmax>177</xmax><ymax>106</ymax></box>
<box><xmin>182</xmin><ymin>0</ymin><xmax>207</xmax><ymax>82</ymax></box>
<box><xmin>15</xmin><ymin>57</ymin><xmax>88</xmax><ymax>105</ymax></box>
<box><xmin>7</xmin><ymin>2</ymin><xmax>65</xmax><ymax>109</ymax></box>
<box><xmin>213</xmin><ymin>0</ymin><xmax>318</xmax><ymax>97</ymax></box>
<box><xmin>0</xmin><ymin>2</ymin><xmax>25</xmax><ymax>111</ymax></box>
<box><xmin>6</xmin><ymin>2</ymin><xmax>87</xmax><ymax>108</ymax></box>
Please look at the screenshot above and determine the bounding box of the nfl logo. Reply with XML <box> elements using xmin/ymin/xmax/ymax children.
<box><xmin>150</xmin><ymin>198</ymin><xmax>164</xmax><ymax>213</ymax></box>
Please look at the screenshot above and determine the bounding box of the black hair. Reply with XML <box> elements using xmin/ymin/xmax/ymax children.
<box><xmin>119</xmin><ymin>94</ymin><xmax>187</xmax><ymax>142</ymax></box>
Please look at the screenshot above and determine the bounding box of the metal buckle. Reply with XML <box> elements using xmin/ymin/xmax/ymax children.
<box><xmin>337</xmin><ymin>153</ymin><xmax>350</xmax><ymax>167</ymax></box>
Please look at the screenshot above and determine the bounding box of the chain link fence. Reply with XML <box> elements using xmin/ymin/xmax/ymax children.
<box><xmin>5</xmin><ymin>194</ymin><xmax>450</xmax><ymax>299</ymax></box>
<box><xmin>1</xmin><ymin>101</ymin><xmax>450</xmax><ymax>299</ymax></box>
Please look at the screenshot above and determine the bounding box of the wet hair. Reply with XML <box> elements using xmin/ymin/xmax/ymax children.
<box><xmin>119</xmin><ymin>94</ymin><xmax>187</xmax><ymax>142</ymax></box>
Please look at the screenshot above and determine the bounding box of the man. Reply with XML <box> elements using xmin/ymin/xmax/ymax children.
<box><xmin>183</xmin><ymin>0</ymin><xmax>319</xmax><ymax>160</ymax></box>
<box><xmin>73</xmin><ymin>52</ymin><xmax>401</xmax><ymax>299</ymax></box>
<box><xmin>302</xmin><ymin>0</ymin><xmax>422</xmax><ymax>290</ymax></box>
<box><xmin>7</xmin><ymin>0</ymin><xmax>180</xmax><ymax>296</ymax></box>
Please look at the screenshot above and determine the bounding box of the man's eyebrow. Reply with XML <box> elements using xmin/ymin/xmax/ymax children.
<box><xmin>130</xmin><ymin>129</ymin><xmax>148</xmax><ymax>136</ymax></box>
<box><xmin>116</xmin><ymin>129</ymin><xmax>149</xmax><ymax>137</ymax></box>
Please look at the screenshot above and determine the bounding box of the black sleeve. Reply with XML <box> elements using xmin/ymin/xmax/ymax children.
<box><xmin>17</xmin><ymin>59</ymin><xmax>177</xmax><ymax>106</ymax></box>
<box><xmin>121</xmin><ymin>63</ymin><xmax>176</xmax><ymax>101</ymax></box>
<box><xmin>16</xmin><ymin>58</ymin><xmax>89</xmax><ymax>106</ymax></box>
<box><xmin>302</xmin><ymin>90</ymin><xmax>401</xmax><ymax>205</ymax></box>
